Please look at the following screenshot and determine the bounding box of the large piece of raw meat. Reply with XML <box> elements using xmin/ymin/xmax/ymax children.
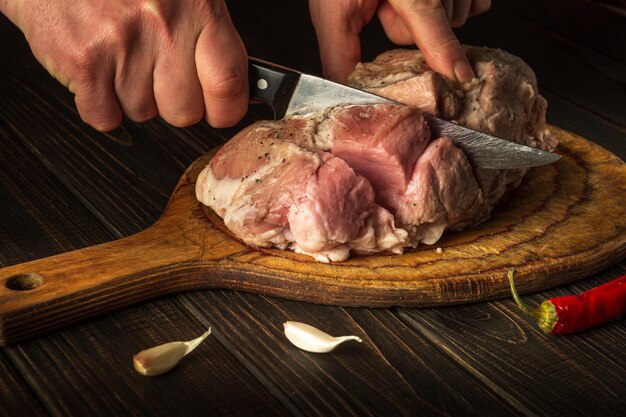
<box><xmin>196</xmin><ymin>46</ymin><xmax>558</xmax><ymax>262</ymax></box>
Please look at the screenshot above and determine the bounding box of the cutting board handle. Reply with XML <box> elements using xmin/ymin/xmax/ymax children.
<box><xmin>0</xmin><ymin>216</ymin><xmax>242</xmax><ymax>345</ymax></box>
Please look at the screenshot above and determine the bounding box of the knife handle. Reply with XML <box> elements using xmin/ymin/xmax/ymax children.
<box><xmin>249</xmin><ymin>57</ymin><xmax>299</xmax><ymax>119</ymax></box>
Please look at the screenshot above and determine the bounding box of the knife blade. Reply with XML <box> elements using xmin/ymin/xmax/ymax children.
<box><xmin>248</xmin><ymin>57</ymin><xmax>560</xmax><ymax>169</ymax></box>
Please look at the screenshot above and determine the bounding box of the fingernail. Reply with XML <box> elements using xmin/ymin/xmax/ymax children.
<box><xmin>454</xmin><ymin>60</ymin><xmax>475</xmax><ymax>83</ymax></box>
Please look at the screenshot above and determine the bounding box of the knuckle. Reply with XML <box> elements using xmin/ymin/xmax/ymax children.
<box><xmin>66</xmin><ymin>44</ymin><xmax>101</xmax><ymax>77</ymax></box>
<box><xmin>118</xmin><ymin>92</ymin><xmax>158</xmax><ymax>122</ymax></box>
<box><xmin>205</xmin><ymin>105</ymin><xmax>246</xmax><ymax>128</ymax></box>
<box><xmin>126</xmin><ymin>105</ymin><xmax>158</xmax><ymax>123</ymax></box>
<box><xmin>433</xmin><ymin>37</ymin><xmax>462</xmax><ymax>56</ymax></box>
<box><xmin>74</xmin><ymin>90</ymin><xmax>122</xmax><ymax>132</ymax></box>
<box><xmin>104</xmin><ymin>29</ymin><xmax>130</xmax><ymax>53</ymax></box>
<box><xmin>65</xmin><ymin>39</ymin><xmax>118</xmax><ymax>84</ymax></box>
<box><xmin>162</xmin><ymin>108</ymin><xmax>204</xmax><ymax>128</ymax></box>
<box><xmin>203</xmin><ymin>69</ymin><xmax>246</xmax><ymax>101</ymax></box>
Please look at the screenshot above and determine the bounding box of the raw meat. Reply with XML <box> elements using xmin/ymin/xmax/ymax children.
<box><xmin>196</xmin><ymin>102</ymin><xmax>484</xmax><ymax>258</ymax></box>
<box><xmin>196</xmin><ymin>46</ymin><xmax>558</xmax><ymax>262</ymax></box>
<box><xmin>349</xmin><ymin>46</ymin><xmax>558</xmax><ymax>223</ymax></box>
<box><xmin>195</xmin><ymin>114</ymin><xmax>409</xmax><ymax>262</ymax></box>
<box><xmin>308</xmin><ymin>104</ymin><xmax>484</xmax><ymax>244</ymax></box>
<box><xmin>349</xmin><ymin>46</ymin><xmax>557</xmax><ymax>152</ymax></box>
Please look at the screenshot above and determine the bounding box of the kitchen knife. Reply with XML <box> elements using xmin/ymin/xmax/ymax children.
<box><xmin>248</xmin><ymin>57</ymin><xmax>560</xmax><ymax>170</ymax></box>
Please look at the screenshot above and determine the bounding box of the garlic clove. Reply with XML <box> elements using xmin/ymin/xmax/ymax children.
<box><xmin>133</xmin><ymin>328</ymin><xmax>211</xmax><ymax>376</ymax></box>
<box><xmin>283</xmin><ymin>321</ymin><xmax>362</xmax><ymax>353</ymax></box>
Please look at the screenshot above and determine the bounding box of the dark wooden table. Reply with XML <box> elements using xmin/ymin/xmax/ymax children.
<box><xmin>1</xmin><ymin>1</ymin><xmax>625</xmax><ymax>416</ymax></box>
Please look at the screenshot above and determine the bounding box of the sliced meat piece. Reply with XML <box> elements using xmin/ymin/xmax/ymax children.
<box><xmin>348</xmin><ymin>45</ymin><xmax>558</xmax><ymax>231</ymax></box>
<box><xmin>196</xmin><ymin>120</ymin><xmax>408</xmax><ymax>262</ymax></box>
<box><xmin>260</xmin><ymin>104</ymin><xmax>430</xmax><ymax>197</ymax></box>
<box><xmin>394</xmin><ymin>137</ymin><xmax>487</xmax><ymax>243</ymax></box>
<box><xmin>317</xmin><ymin>104</ymin><xmax>430</xmax><ymax>198</ymax></box>
<box><xmin>298</xmin><ymin>104</ymin><xmax>484</xmax><ymax>244</ymax></box>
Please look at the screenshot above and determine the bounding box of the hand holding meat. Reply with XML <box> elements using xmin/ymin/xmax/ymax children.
<box><xmin>0</xmin><ymin>0</ymin><xmax>249</xmax><ymax>131</ymax></box>
<box><xmin>309</xmin><ymin>0</ymin><xmax>491</xmax><ymax>83</ymax></box>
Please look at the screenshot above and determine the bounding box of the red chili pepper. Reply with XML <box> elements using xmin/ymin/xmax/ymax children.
<box><xmin>507</xmin><ymin>269</ymin><xmax>626</xmax><ymax>334</ymax></box>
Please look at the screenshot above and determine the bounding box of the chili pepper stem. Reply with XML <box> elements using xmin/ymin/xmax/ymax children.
<box><xmin>507</xmin><ymin>269</ymin><xmax>557</xmax><ymax>334</ymax></box>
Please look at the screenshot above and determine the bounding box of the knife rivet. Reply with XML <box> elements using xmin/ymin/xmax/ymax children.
<box><xmin>257</xmin><ymin>79</ymin><xmax>268</xmax><ymax>90</ymax></box>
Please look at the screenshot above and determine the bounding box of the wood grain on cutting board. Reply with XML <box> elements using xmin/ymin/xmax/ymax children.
<box><xmin>0</xmin><ymin>126</ymin><xmax>624</xmax><ymax>345</ymax></box>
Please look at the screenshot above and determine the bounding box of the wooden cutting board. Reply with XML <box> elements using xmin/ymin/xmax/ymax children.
<box><xmin>0</xmin><ymin>126</ymin><xmax>624</xmax><ymax>345</ymax></box>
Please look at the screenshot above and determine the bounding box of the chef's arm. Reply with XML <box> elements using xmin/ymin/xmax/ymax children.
<box><xmin>0</xmin><ymin>0</ymin><xmax>249</xmax><ymax>131</ymax></box>
<box><xmin>309</xmin><ymin>0</ymin><xmax>490</xmax><ymax>83</ymax></box>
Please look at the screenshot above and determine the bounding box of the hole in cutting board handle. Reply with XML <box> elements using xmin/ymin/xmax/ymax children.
<box><xmin>5</xmin><ymin>272</ymin><xmax>44</xmax><ymax>291</ymax></box>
